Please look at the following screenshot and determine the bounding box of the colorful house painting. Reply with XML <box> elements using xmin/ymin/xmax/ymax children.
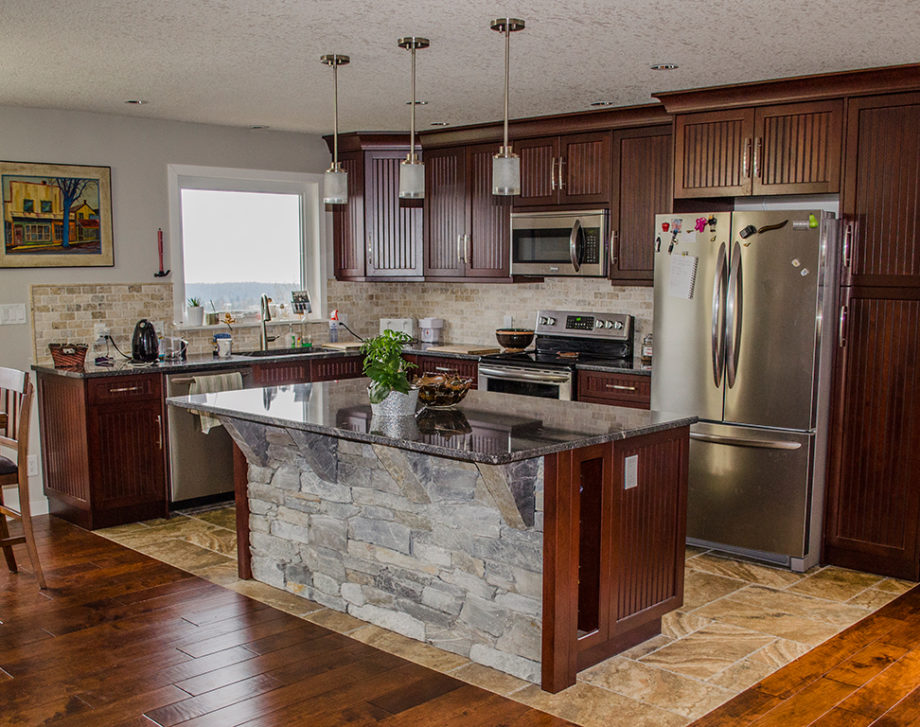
<box><xmin>3</xmin><ymin>175</ymin><xmax>101</xmax><ymax>254</ymax></box>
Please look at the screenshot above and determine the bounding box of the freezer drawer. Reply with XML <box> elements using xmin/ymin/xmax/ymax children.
<box><xmin>688</xmin><ymin>422</ymin><xmax>815</xmax><ymax>558</ymax></box>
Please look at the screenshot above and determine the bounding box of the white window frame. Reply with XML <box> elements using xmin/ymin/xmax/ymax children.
<box><xmin>167</xmin><ymin>163</ymin><xmax>327</xmax><ymax>324</ymax></box>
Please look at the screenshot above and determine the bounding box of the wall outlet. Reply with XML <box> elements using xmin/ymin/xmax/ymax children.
<box><xmin>503</xmin><ymin>314</ymin><xmax>513</xmax><ymax>328</ymax></box>
<box><xmin>93</xmin><ymin>322</ymin><xmax>111</xmax><ymax>339</ymax></box>
<box><xmin>27</xmin><ymin>455</ymin><xmax>39</xmax><ymax>476</ymax></box>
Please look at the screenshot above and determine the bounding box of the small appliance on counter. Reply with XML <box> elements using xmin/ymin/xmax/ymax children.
<box><xmin>131</xmin><ymin>319</ymin><xmax>159</xmax><ymax>362</ymax></box>
<box><xmin>161</xmin><ymin>336</ymin><xmax>188</xmax><ymax>361</ymax></box>
<box><xmin>419</xmin><ymin>317</ymin><xmax>444</xmax><ymax>344</ymax></box>
<box><xmin>379</xmin><ymin>317</ymin><xmax>416</xmax><ymax>339</ymax></box>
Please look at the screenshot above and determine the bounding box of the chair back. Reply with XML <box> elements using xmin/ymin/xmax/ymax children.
<box><xmin>0</xmin><ymin>368</ymin><xmax>32</xmax><ymax>460</ymax></box>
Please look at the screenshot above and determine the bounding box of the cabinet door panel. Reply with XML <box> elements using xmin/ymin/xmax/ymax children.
<box><xmin>311</xmin><ymin>356</ymin><xmax>363</xmax><ymax>382</ymax></box>
<box><xmin>252</xmin><ymin>362</ymin><xmax>311</xmax><ymax>386</ymax></box>
<box><xmin>416</xmin><ymin>355</ymin><xmax>478</xmax><ymax>388</ymax></box>
<box><xmin>753</xmin><ymin>100</ymin><xmax>842</xmax><ymax>195</ymax></box>
<box><xmin>424</xmin><ymin>148</ymin><xmax>467</xmax><ymax>276</ymax></box>
<box><xmin>365</xmin><ymin>150</ymin><xmax>423</xmax><ymax>277</ymax></box>
<box><xmin>516</xmin><ymin>137</ymin><xmax>559</xmax><ymax>206</ymax></box>
<box><xmin>610</xmin><ymin>127</ymin><xmax>672</xmax><ymax>284</ymax></box>
<box><xmin>332</xmin><ymin>152</ymin><xmax>365</xmax><ymax>280</ymax></box>
<box><xmin>824</xmin><ymin>290</ymin><xmax>920</xmax><ymax>580</ymax></box>
<box><xmin>577</xmin><ymin>371</ymin><xmax>650</xmax><ymax>409</ymax></box>
<box><xmin>466</xmin><ymin>144</ymin><xmax>511</xmax><ymax>277</ymax></box>
<box><xmin>842</xmin><ymin>93</ymin><xmax>920</xmax><ymax>287</ymax></box>
<box><xmin>560</xmin><ymin>132</ymin><xmax>611</xmax><ymax>205</ymax></box>
<box><xmin>674</xmin><ymin>109</ymin><xmax>754</xmax><ymax>198</ymax></box>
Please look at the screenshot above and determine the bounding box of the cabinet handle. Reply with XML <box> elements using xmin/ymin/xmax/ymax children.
<box><xmin>550</xmin><ymin>157</ymin><xmax>557</xmax><ymax>191</ymax></box>
<box><xmin>610</xmin><ymin>230</ymin><xmax>619</xmax><ymax>268</ymax></box>
<box><xmin>838</xmin><ymin>305</ymin><xmax>848</xmax><ymax>347</ymax></box>
<box><xmin>753</xmin><ymin>137</ymin><xmax>762</xmax><ymax>178</ymax></box>
<box><xmin>155</xmin><ymin>414</ymin><xmax>163</xmax><ymax>449</ymax></box>
<box><xmin>434</xmin><ymin>366</ymin><xmax>455</xmax><ymax>373</ymax></box>
<box><xmin>367</xmin><ymin>243</ymin><xmax>374</xmax><ymax>268</ymax></box>
<box><xmin>742</xmin><ymin>139</ymin><xmax>752</xmax><ymax>179</ymax></box>
<box><xmin>558</xmin><ymin>156</ymin><xmax>566</xmax><ymax>191</ymax></box>
<box><xmin>457</xmin><ymin>234</ymin><xmax>464</xmax><ymax>264</ymax></box>
<box><xmin>464</xmin><ymin>234</ymin><xmax>471</xmax><ymax>265</ymax></box>
<box><xmin>842</xmin><ymin>222</ymin><xmax>853</xmax><ymax>268</ymax></box>
<box><xmin>108</xmin><ymin>385</ymin><xmax>142</xmax><ymax>394</ymax></box>
<box><xmin>606</xmin><ymin>384</ymin><xmax>636</xmax><ymax>391</ymax></box>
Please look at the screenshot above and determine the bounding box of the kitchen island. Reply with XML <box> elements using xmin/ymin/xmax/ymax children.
<box><xmin>168</xmin><ymin>379</ymin><xmax>693</xmax><ymax>691</ymax></box>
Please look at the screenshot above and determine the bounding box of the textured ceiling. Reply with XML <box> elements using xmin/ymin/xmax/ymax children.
<box><xmin>1</xmin><ymin>0</ymin><xmax>918</xmax><ymax>134</ymax></box>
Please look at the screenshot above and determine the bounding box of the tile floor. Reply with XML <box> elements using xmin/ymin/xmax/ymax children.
<box><xmin>97</xmin><ymin>505</ymin><xmax>916</xmax><ymax>727</ymax></box>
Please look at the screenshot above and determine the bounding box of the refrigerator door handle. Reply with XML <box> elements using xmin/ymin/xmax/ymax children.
<box><xmin>711</xmin><ymin>242</ymin><xmax>727</xmax><ymax>387</ymax></box>
<box><xmin>690</xmin><ymin>432</ymin><xmax>802</xmax><ymax>451</ymax></box>
<box><xmin>569</xmin><ymin>218</ymin><xmax>582</xmax><ymax>272</ymax></box>
<box><xmin>725</xmin><ymin>241</ymin><xmax>743</xmax><ymax>388</ymax></box>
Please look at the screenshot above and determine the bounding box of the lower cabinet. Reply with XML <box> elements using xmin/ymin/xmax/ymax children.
<box><xmin>38</xmin><ymin>372</ymin><xmax>169</xmax><ymax>529</ymax></box>
<box><xmin>577</xmin><ymin>370</ymin><xmax>650</xmax><ymax>409</ymax></box>
<box><xmin>252</xmin><ymin>355</ymin><xmax>364</xmax><ymax>386</ymax></box>
<box><xmin>404</xmin><ymin>354</ymin><xmax>478</xmax><ymax>388</ymax></box>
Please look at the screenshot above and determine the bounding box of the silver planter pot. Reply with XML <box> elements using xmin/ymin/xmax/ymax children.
<box><xmin>369</xmin><ymin>387</ymin><xmax>419</xmax><ymax>418</ymax></box>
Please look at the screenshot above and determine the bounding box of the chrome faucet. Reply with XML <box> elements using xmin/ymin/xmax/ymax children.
<box><xmin>259</xmin><ymin>294</ymin><xmax>278</xmax><ymax>350</ymax></box>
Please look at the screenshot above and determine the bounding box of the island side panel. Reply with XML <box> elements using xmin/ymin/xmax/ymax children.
<box><xmin>222</xmin><ymin>416</ymin><xmax>546</xmax><ymax>683</ymax></box>
<box><xmin>233</xmin><ymin>442</ymin><xmax>252</xmax><ymax>580</ymax></box>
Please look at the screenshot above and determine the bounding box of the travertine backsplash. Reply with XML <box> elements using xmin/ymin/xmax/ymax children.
<box><xmin>30</xmin><ymin>278</ymin><xmax>653</xmax><ymax>363</ymax></box>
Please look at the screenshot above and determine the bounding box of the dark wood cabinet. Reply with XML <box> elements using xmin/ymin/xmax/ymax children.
<box><xmin>409</xmin><ymin>355</ymin><xmax>478</xmax><ymax>388</ymax></box>
<box><xmin>252</xmin><ymin>355</ymin><xmax>364</xmax><ymax>386</ymax></box>
<box><xmin>38</xmin><ymin>372</ymin><xmax>168</xmax><ymax>529</ymax></box>
<box><xmin>841</xmin><ymin>92</ymin><xmax>920</xmax><ymax>288</ymax></box>
<box><xmin>424</xmin><ymin>144</ymin><xmax>511</xmax><ymax>279</ymax></box>
<box><xmin>576</xmin><ymin>370</ymin><xmax>650</xmax><ymax>409</ymax></box>
<box><xmin>310</xmin><ymin>355</ymin><xmax>364</xmax><ymax>382</ymax></box>
<box><xmin>609</xmin><ymin>127</ymin><xmax>672</xmax><ymax>284</ymax></box>
<box><xmin>673</xmin><ymin>101</ymin><xmax>842</xmax><ymax>198</ymax></box>
<box><xmin>516</xmin><ymin>132</ymin><xmax>611</xmax><ymax>207</ymax></box>
<box><xmin>331</xmin><ymin>152</ymin><xmax>365</xmax><ymax>280</ymax></box>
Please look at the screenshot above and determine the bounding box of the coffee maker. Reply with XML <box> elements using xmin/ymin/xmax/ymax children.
<box><xmin>131</xmin><ymin>319</ymin><xmax>159</xmax><ymax>362</ymax></box>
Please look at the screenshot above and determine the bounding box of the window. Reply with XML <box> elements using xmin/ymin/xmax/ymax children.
<box><xmin>40</xmin><ymin>200</ymin><xmax>52</xmax><ymax>213</ymax></box>
<box><xmin>22</xmin><ymin>199</ymin><xmax>33</xmax><ymax>213</ymax></box>
<box><xmin>168</xmin><ymin>165</ymin><xmax>326</xmax><ymax>322</ymax></box>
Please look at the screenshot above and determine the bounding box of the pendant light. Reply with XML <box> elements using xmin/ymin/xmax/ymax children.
<box><xmin>490</xmin><ymin>18</ymin><xmax>525</xmax><ymax>196</ymax></box>
<box><xmin>398</xmin><ymin>37</ymin><xmax>429</xmax><ymax>199</ymax></box>
<box><xmin>321</xmin><ymin>53</ymin><xmax>350</xmax><ymax>204</ymax></box>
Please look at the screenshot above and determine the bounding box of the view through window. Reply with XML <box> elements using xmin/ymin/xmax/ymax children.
<box><xmin>181</xmin><ymin>188</ymin><xmax>303</xmax><ymax>313</ymax></box>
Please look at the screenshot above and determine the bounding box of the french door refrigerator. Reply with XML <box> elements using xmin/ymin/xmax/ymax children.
<box><xmin>651</xmin><ymin>210</ymin><xmax>838</xmax><ymax>571</ymax></box>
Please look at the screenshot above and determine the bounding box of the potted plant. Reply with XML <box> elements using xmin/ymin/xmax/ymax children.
<box><xmin>186</xmin><ymin>297</ymin><xmax>204</xmax><ymax>326</ymax></box>
<box><xmin>361</xmin><ymin>329</ymin><xmax>418</xmax><ymax>416</ymax></box>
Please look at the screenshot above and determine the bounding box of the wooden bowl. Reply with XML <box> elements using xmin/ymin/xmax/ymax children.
<box><xmin>495</xmin><ymin>329</ymin><xmax>534</xmax><ymax>349</ymax></box>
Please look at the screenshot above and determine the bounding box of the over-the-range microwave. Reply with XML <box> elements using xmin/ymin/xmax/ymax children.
<box><xmin>510</xmin><ymin>209</ymin><xmax>609</xmax><ymax>277</ymax></box>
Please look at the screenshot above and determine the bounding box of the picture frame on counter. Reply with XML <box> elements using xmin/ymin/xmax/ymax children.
<box><xmin>0</xmin><ymin>160</ymin><xmax>114</xmax><ymax>268</ymax></box>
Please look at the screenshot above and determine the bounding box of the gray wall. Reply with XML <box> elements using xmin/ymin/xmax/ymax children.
<box><xmin>0</xmin><ymin>104</ymin><xmax>330</xmax><ymax>512</ymax></box>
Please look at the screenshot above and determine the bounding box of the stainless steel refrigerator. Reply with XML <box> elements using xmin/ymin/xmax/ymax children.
<box><xmin>651</xmin><ymin>210</ymin><xmax>837</xmax><ymax>571</ymax></box>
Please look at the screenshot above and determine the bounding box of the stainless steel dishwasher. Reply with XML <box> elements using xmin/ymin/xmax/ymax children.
<box><xmin>165</xmin><ymin>368</ymin><xmax>251</xmax><ymax>503</ymax></box>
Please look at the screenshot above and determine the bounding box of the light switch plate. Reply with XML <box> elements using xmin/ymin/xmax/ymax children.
<box><xmin>27</xmin><ymin>455</ymin><xmax>39</xmax><ymax>476</ymax></box>
<box><xmin>0</xmin><ymin>303</ymin><xmax>27</xmax><ymax>325</ymax></box>
<box><xmin>624</xmin><ymin>454</ymin><xmax>638</xmax><ymax>489</ymax></box>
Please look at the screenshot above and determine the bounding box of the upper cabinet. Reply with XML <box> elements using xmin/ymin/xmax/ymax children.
<box><xmin>327</xmin><ymin>134</ymin><xmax>422</xmax><ymax>282</ymax></box>
<box><xmin>841</xmin><ymin>92</ymin><xmax>920</xmax><ymax>287</ymax></box>
<box><xmin>516</xmin><ymin>132</ymin><xmax>611</xmax><ymax>207</ymax></box>
<box><xmin>424</xmin><ymin>144</ymin><xmax>511</xmax><ymax>279</ymax></box>
<box><xmin>673</xmin><ymin>100</ymin><xmax>843</xmax><ymax>198</ymax></box>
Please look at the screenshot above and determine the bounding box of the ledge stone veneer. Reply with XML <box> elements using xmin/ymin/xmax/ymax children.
<box><xmin>226</xmin><ymin>418</ymin><xmax>545</xmax><ymax>683</ymax></box>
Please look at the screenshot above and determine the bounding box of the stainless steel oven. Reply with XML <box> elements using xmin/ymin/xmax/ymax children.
<box><xmin>511</xmin><ymin>209</ymin><xmax>609</xmax><ymax>277</ymax></box>
<box><xmin>477</xmin><ymin>362</ymin><xmax>573</xmax><ymax>400</ymax></box>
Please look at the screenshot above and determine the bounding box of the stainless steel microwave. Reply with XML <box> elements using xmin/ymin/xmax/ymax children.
<box><xmin>510</xmin><ymin>209</ymin><xmax>609</xmax><ymax>277</ymax></box>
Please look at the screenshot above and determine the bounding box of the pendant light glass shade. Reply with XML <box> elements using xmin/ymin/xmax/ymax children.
<box><xmin>321</xmin><ymin>53</ymin><xmax>350</xmax><ymax>205</ymax></box>
<box><xmin>490</xmin><ymin>18</ymin><xmax>525</xmax><ymax>196</ymax></box>
<box><xmin>398</xmin><ymin>37</ymin><xmax>429</xmax><ymax>199</ymax></box>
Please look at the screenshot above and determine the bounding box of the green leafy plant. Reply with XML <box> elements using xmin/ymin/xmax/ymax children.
<box><xmin>361</xmin><ymin>329</ymin><xmax>417</xmax><ymax>404</ymax></box>
<box><xmin>187</xmin><ymin>297</ymin><xmax>202</xmax><ymax>307</ymax></box>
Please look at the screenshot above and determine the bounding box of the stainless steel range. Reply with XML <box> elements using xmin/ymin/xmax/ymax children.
<box><xmin>478</xmin><ymin>309</ymin><xmax>635</xmax><ymax>400</ymax></box>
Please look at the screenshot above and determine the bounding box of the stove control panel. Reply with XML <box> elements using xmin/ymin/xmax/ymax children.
<box><xmin>534</xmin><ymin>309</ymin><xmax>633</xmax><ymax>341</ymax></box>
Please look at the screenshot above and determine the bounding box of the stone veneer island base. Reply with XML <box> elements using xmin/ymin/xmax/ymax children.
<box><xmin>169</xmin><ymin>379</ymin><xmax>693</xmax><ymax>692</ymax></box>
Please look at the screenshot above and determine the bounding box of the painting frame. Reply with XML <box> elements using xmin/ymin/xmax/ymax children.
<box><xmin>0</xmin><ymin>160</ymin><xmax>113</xmax><ymax>268</ymax></box>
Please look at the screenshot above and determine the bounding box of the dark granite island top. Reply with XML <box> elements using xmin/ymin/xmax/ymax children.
<box><xmin>167</xmin><ymin>381</ymin><xmax>693</xmax><ymax>692</ymax></box>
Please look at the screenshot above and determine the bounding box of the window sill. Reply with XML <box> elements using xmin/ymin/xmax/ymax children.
<box><xmin>173</xmin><ymin>318</ymin><xmax>325</xmax><ymax>332</ymax></box>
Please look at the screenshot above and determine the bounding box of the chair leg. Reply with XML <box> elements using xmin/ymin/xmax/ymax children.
<box><xmin>15</xmin><ymin>478</ymin><xmax>46</xmax><ymax>589</ymax></box>
<box><xmin>0</xmin><ymin>489</ymin><xmax>18</xmax><ymax>573</ymax></box>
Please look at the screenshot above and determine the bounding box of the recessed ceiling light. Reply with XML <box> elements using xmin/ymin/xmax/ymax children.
<box><xmin>124</xmin><ymin>99</ymin><xmax>148</xmax><ymax>105</ymax></box>
<box><xmin>406</xmin><ymin>100</ymin><xmax>429</xmax><ymax>105</ymax></box>
<box><xmin>430</xmin><ymin>121</ymin><xmax>450</xmax><ymax>126</ymax></box>
<box><xmin>589</xmin><ymin>101</ymin><xmax>615</xmax><ymax>108</ymax></box>
<box><xmin>249</xmin><ymin>124</ymin><xmax>270</xmax><ymax>130</ymax></box>
<box><xmin>650</xmin><ymin>63</ymin><xmax>679</xmax><ymax>71</ymax></box>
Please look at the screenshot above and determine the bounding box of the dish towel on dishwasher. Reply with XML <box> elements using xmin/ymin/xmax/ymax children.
<box><xmin>188</xmin><ymin>372</ymin><xmax>244</xmax><ymax>433</ymax></box>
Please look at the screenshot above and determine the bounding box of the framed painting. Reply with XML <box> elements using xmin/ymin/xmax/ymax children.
<box><xmin>0</xmin><ymin>161</ymin><xmax>113</xmax><ymax>268</ymax></box>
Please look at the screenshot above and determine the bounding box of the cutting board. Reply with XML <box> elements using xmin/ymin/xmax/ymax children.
<box><xmin>321</xmin><ymin>341</ymin><xmax>364</xmax><ymax>352</ymax></box>
<box><xmin>424</xmin><ymin>343</ymin><xmax>501</xmax><ymax>355</ymax></box>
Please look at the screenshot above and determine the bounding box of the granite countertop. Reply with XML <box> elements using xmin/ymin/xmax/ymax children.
<box><xmin>167</xmin><ymin>378</ymin><xmax>693</xmax><ymax>465</ymax></box>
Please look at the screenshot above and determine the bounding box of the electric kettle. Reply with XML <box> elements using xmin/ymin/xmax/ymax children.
<box><xmin>131</xmin><ymin>319</ymin><xmax>159</xmax><ymax>362</ymax></box>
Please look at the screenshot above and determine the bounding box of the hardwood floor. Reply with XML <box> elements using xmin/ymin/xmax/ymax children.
<box><xmin>0</xmin><ymin>515</ymin><xmax>572</xmax><ymax>726</ymax></box>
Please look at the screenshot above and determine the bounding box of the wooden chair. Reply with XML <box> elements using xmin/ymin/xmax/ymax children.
<box><xmin>0</xmin><ymin>368</ymin><xmax>46</xmax><ymax>588</ymax></box>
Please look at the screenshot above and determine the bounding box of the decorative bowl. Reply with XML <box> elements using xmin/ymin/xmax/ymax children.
<box><xmin>413</xmin><ymin>371</ymin><xmax>473</xmax><ymax>408</ymax></box>
<box><xmin>495</xmin><ymin>328</ymin><xmax>534</xmax><ymax>350</ymax></box>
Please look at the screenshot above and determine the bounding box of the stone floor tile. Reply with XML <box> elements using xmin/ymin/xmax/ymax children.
<box><xmin>194</xmin><ymin>562</ymin><xmax>242</xmax><ymax>587</ymax></box>
<box><xmin>303</xmin><ymin>607</ymin><xmax>370</xmax><ymax>633</ymax></box>
<box><xmin>787</xmin><ymin>566</ymin><xmax>884</xmax><ymax>602</ymax></box>
<box><xmin>228</xmin><ymin>580</ymin><xmax>324</xmax><ymax>616</ymax></box>
<box><xmin>451</xmin><ymin>661</ymin><xmax>529</xmax><ymax>695</ymax></box>
<box><xmin>681</xmin><ymin>570</ymin><xmax>747</xmax><ymax>610</ymax></box>
<box><xmin>661</xmin><ymin>611</ymin><xmax>713</xmax><ymax>640</ymax></box>
<box><xmin>618</xmin><ymin>633</ymin><xmax>673</xmax><ymax>660</ymax></box>
<box><xmin>708</xmin><ymin>638</ymin><xmax>811</xmax><ymax>691</ymax></box>
<box><xmin>179</xmin><ymin>527</ymin><xmax>237</xmax><ymax>556</ymax></box>
<box><xmin>185</xmin><ymin>506</ymin><xmax>237</xmax><ymax>530</ymax></box>
<box><xmin>873</xmin><ymin>577</ymin><xmax>917</xmax><ymax>595</ymax></box>
<box><xmin>131</xmin><ymin>539</ymin><xmax>234</xmax><ymax>574</ymax></box>
<box><xmin>686</xmin><ymin>552</ymin><xmax>804</xmax><ymax>589</ymax></box>
<box><xmin>349</xmin><ymin>623</ymin><xmax>470</xmax><ymax>672</ymax></box>
<box><xmin>847</xmin><ymin>588</ymin><xmax>902</xmax><ymax>610</ymax></box>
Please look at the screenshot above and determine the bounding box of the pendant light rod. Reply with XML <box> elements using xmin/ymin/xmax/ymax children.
<box><xmin>490</xmin><ymin>18</ymin><xmax>524</xmax><ymax>157</ymax></box>
<box><xmin>398</xmin><ymin>37</ymin><xmax>429</xmax><ymax>164</ymax></box>
<box><xmin>320</xmin><ymin>53</ymin><xmax>350</xmax><ymax>169</ymax></box>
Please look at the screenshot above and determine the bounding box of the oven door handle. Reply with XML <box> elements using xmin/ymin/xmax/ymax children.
<box><xmin>569</xmin><ymin>219</ymin><xmax>582</xmax><ymax>272</ymax></box>
<box><xmin>478</xmin><ymin>366</ymin><xmax>571</xmax><ymax>384</ymax></box>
